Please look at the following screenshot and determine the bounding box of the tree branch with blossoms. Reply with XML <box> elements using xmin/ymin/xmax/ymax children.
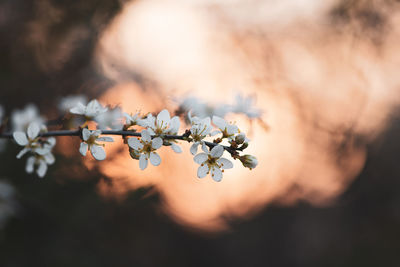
<box><xmin>0</xmin><ymin>97</ymin><xmax>259</xmax><ymax>181</ymax></box>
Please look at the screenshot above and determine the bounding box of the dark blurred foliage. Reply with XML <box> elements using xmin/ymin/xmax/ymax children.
<box><xmin>1</xmin><ymin>0</ymin><xmax>400</xmax><ymax>266</ymax></box>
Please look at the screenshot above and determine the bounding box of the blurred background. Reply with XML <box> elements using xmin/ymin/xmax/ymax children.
<box><xmin>1</xmin><ymin>0</ymin><xmax>400</xmax><ymax>266</ymax></box>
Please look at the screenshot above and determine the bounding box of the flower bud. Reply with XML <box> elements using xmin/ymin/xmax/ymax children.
<box><xmin>239</xmin><ymin>154</ymin><xmax>258</xmax><ymax>169</ymax></box>
<box><xmin>235</xmin><ymin>133</ymin><xmax>246</xmax><ymax>144</ymax></box>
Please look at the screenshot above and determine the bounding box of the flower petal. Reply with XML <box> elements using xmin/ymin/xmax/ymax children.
<box><xmin>127</xmin><ymin>138</ymin><xmax>143</xmax><ymax>150</ymax></box>
<box><xmin>210</xmin><ymin>145</ymin><xmax>224</xmax><ymax>158</ymax></box>
<box><xmin>37</xmin><ymin>160</ymin><xmax>47</xmax><ymax>178</ymax></box>
<box><xmin>13</xmin><ymin>132</ymin><xmax>28</xmax><ymax>146</ymax></box>
<box><xmin>190</xmin><ymin>142</ymin><xmax>199</xmax><ymax>155</ymax></box>
<box><xmin>141</xmin><ymin>129</ymin><xmax>151</xmax><ymax>142</ymax></box>
<box><xmin>168</xmin><ymin>116</ymin><xmax>180</xmax><ymax>134</ymax></box>
<box><xmin>193</xmin><ymin>153</ymin><xmax>208</xmax><ymax>164</ymax></box>
<box><xmin>27</xmin><ymin>122</ymin><xmax>40</xmax><ymax>139</ymax></box>
<box><xmin>157</xmin><ymin>109</ymin><xmax>170</xmax><ymax>126</ymax></box>
<box><xmin>44</xmin><ymin>153</ymin><xmax>55</xmax><ymax>165</ymax></box>
<box><xmin>16</xmin><ymin>147</ymin><xmax>30</xmax><ymax>159</ymax></box>
<box><xmin>151</xmin><ymin>137</ymin><xmax>163</xmax><ymax>149</ymax></box>
<box><xmin>82</xmin><ymin>128</ymin><xmax>90</xmax><ymax>141</ymax></box>
<box><xmin>69</xmin><ymin>102</ymin><xmax>86</xmax><ymax>115</ymax></box>
<box><xmin>218</xmin><ymin>158</ymin><xmax>233</xmax><ymax>169</ymax></box>
<box><xmin>90</xmin><ymin>145</ymin><xmax>106</xmax><ymax>160</ymax></box>
<box><xmin>170</xmin><ymin>143</ymin><xmax>182</xmax><ymax>153</ymax></box>
<box><xmin>197</xmin><ymin>165</ymin><xmax>209</xmax><ymax>178</ymax></box>
<box><xmin>210</xmin><ymin>167</ymin><xmax>223</xmax><ymax>182</ymax></box>
<box><xmin>139</xmin><ymin>154</ymin><xmax>148</xmax><ymax>170</ymax></box>
<box><xmin>201</xmin><ymin>142</ymin><xmax>208</xmax><ymax>153</ymax></box>
<box><xmin>149</xmin><ymin>152</ymin><xmax>161</xmax><ymax>166</ymax></box>
<box><xmin>35</xmin><ymin>147</ymin><xmax>50</xmax><ymax>155</ymax></box>
<box><xmin>97</xmin><ymin>136</ymin><xmax>114</xmax><ymax>142</ymax></box>
<box><xmin>25</xmin><ymin>156</ymin><xmax>35</xmax><ymax>173</ymax></box>
<box><xmin>212</xmin><ymin>116</ymin><xmax>226</xmax><ymax>130</ymax></box>
<box><xmin>79</xmin><ymin>142</ymin><xmax>88</xmax><ymax>156</ymax></box>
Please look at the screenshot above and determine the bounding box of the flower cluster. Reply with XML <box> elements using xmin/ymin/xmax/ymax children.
<box><xmin>13</xmin><ymin>122</ymin><xmax>56</xmax><ymax>177</ymax></box>
<box><xmin>0</xmin><ymin>96</ymin><xmax>259</xmax><ymax>181</ymax></box>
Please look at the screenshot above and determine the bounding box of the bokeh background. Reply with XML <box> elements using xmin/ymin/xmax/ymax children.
<box><xmin>1</xmin><ymin>0</ymin><xmax>400</xmax><ymax>266</ymax></box>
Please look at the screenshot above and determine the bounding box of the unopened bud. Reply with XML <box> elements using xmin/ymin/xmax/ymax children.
<box><xmin>235</xmin><ymin>133</ymin><xmax>246</xmax><ymax>144</ymax></box>
<box><xmin>239</xmin><ymin>154</ymin><xmax>258</xmax><ymax>169</ymax></box>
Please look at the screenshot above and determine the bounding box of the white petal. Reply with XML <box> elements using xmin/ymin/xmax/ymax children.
<box><xmin>190</xmin><ymin>142</ymin><xmax>199</xmax><ymax>155</ymax></box>
<box><xmin>218</xmin><ymin>158</ymin><xmax>233</xmax><ymax>169</ymax></box>
<box><xmin>212</xmin><ymin>116</ymin><xmax>226</xmax><ymax>130</ymax></box>
<box><xmin>37</xmin><ymin>160</ymin><xmax>47</xmax><ymax>178</ymax></box>
<box><xmin>201</xmin><ymin>142</ymin><xmax>208</xmax><ymax>153</ymax></box>
<box><xmin>13</xmin><ymin>132</ymin><xmax>28</xmax><ymax>146</ymax></box>
<box><xmin>82</xmin><ymin>128</ymin><xmax>90</xmax><ymax>141</ymax></box>
<box><xmin>17</xmin><ymin>147</ymin><xmax>30</xmax><ymax>159</ymax></box>
<box><xmin>25</xmin><ymin>156</ymin><xmax>35</xmax><ymax>173</ymax></box>
<box><xmin>227</xmin><ymin>124</ymin><xmax>239</xmax><ymax>135</ymax></box>
<box><xmin>90</xmin><ymin>145</ymin><xmax>106</xmax><ymax>161</ymax></box>
<box><xmin>46</xmin><ymin>137</ymin><xmax>56</xmax><ymax>147</ymax></box>
<box><xmin>69</xmin><ymin>102</ymin><xmax>86</xmax><ymax>115</ymax></box>
<box><xmin>97</xmin><ymin>136</ymin><xmax>114</xmax><ymax>142</ymax></box>
<box><xmin>27</xmin><ymin>122</ymin><xmax>40</xmax><ymax>139</ymax></box>
<box><xmin>127</xmin><ymin>138</ymin><xmax>143</xmax><ymax>150</ymax></box>
<box><xmin>210</xmin><ymin>167</ymin><xmax>223</xmax><ymax>182</ymax></box>
<box><xmin>210</xmin><ymin>130</ymin><xmax>220</xmax><ymax>136</ymax></box>
<box><xmin>171</xmin><ymin>143</ymin><xmax>182</xmax><ymax>153</ymax></box>
<box><xmin>139</xmin><ymin>154</ymin><xmax>148</xmax><ymax>170</ymax></box>
<box><xmin>35</xmin><ymin>147</ymin><xmax>50</xmax><ymax>155</ymax></box>
<box><xmin>157</xmin><ymin>109</ymin><xmax>170</xmax><ymax>125</ymax></box>
<box><xmin>79</xmin><ymin>142</ymin><xmax>88</xmax><ymax>156</ymax></box>
<box><xmin>92</xmin><ymin>130</ymin><xmax>102</xmax><ymax>137</ymax></box>
<box><xmin>169</xmin><ymin>116</ymin><xmax>180</xmax><ymax>134</ymax></box>
<box><xmin>151</xmin><ymin>137</ymin><xmax>163</xmax><ymax>149</ymax></box>
<box><xmin>210</xmin><ymin>145</ymin><xmax>224</xmax><ymax>158</ymax></box>
<box><xmin>141</xmin><ymin>129</ymin><xmax>151</xmax><ymax>142</ymax></box>
<box><xmin>197</xmin><ymin>165</ymin><xmax>209</xmax><ymax>178</ymax></box>
<box><xmin>149</xmin><ymin>152</ymin><xmax>161</xmax><ymax>166</ymax></box>
<box><xmin>44</xmin><ymin>153</ymin><xmax>55</xmax><ymax>165</ymax></box>
<box><xmin>193</xmin><ymin>153</ymin><xmax>208</xmax><ymax>164</ymax></box>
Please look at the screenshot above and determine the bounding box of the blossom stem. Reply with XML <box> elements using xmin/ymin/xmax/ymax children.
<box><xmin>0</xmin><ymin>130</ymin><xmax>240</xmax><ymax>154</ymax></box>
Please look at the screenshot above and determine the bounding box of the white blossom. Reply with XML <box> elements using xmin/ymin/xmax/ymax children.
<box><xmin>232</xmin><ymin>93</ymin><xmax>262</xmax><ymax>119</ymax></box>
<box><xmin>13</xmin><ymin>122</ymin><xmax>42</xmax><ymax>159</ymax></box>
<box><xmin>123</xmin><ymin>112</ymin><xmax>143</xmax><ymax>127</ymax></box>
<box><xmin>189</xmin><ymin>115</ymin><xmax>212</xmax><ymax>155</ymax></box>
<box><xmin>79</xmin><ymin>128</ymin><xmax>113</xmax><ymax>161</ymax></box>
<box><xmin>58</xmin><ymin>95</ymin><xmax>87</xmax><ymax>112</ymax></box>
<box><xmin>69</xmin><ymin>99</ymin><xmax>108</xmax><ymax>119</ymax></box>
<box><xmin>193</xmin><ymin>145</ymin><xmax>233</xmax><ymax>182</ymax></box>
<box><xmin>164</xmin><ymin>116</ymin><xmax>182</xmax><ymax>153</ymax></box>
<box><xmin>239</xmin><ymin>154</ymin><xmax>258</xmax><ymax>169</ymax></box>
<box><xmin>95</xmin><ymin>107</ymin><xmax>123</xmax><ymax>130</ymax></box>
<box><xmin>11</xmin><ymin>104</ymin><xmax>45</xmax><ymax>132</ymax></box>
<box><xmin>212</xmin><ymin>116</ymin><xmax>239</xmax><ymax>140</ymax></box>
<box><xmin>127</xmin><ymin>129</ymin><xmax>163</xmax><ymax>170</ymax></box>
<box><xmin>25</xmin><ymin>148</ymin><xmax>55</xmax><ymax>178</ymax></box>
<box><xmin>140</xmin><ymin>109</ymin><xmax>179</xmax><ymax>136</ymax></box>
<box><xmin>178</xmin><ymin>97</ymin><xmax>230</xmax><ymax>119</ymax></box>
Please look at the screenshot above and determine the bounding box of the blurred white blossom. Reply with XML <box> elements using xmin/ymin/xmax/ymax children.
<box><xmin>79</xmin><ymin>129</ymin><xmax>113</xmax><ymax>161</ymax></box>
<box><xmin>58</xmin><ymin>95</ymin><xmax>87</xmax><ymax>112</ymax></box>
<box><xmin>0</xmin><ymin>180</ymin><xmax>18</xmax><ymax>228</ymax></box>
<box><xmin>11</xmin><ymin>104</ymin><xmax>45</xmax><ymax>132</ymax></box>
<box><xmin>70</xmin><ymin>99</ymin><xmax>108</xmax><ymax>119</ymax></box>
<box><xmin>193</xmin><ymin>145</ymin><xmax>233</xmax><ymax>182</ymax></box>
<box><xmin>231</xmin><ymin>93</ymin><xmax>262</xmax><ymax>118</ymax></box>
<box><xmin>95</xmin><ymin>107</ymin><xmax>124</xmax><ymax>130</ymax></box>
